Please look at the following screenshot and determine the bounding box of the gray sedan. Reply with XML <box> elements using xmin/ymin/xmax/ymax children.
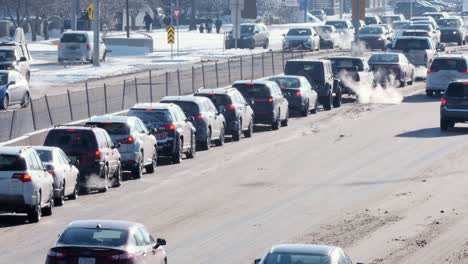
<box><xmin>0</xmin><ymin>70</ymin><xmax>30</xmax><ymax>110</ymax></box>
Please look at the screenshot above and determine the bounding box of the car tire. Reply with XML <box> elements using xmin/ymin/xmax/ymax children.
<box><xmin>1</xmin><ymin>94</ymin><xmax>9</xmax><ymax>110</ymax></box>
<box><xmin>272</xmin><ymin>112</ymin><xmax>280</xmax><ymax>130</ymax></box>
<box><xmin>21</xmin><ymin>92</ymin><xmax>30</xmax><ymax>108</ymax></box>
<box><xmin>263</xmin><ymin>39</ymin><xmax>269</xmax><ymax>49</ymax></box>
<box><xmin>200</xmin><ymin>129</ymin><xmax>211</xmax><ymax>151</ymax></box>
<box><xmin>244</xmin><ymin>120</ymin><xmax>253</xmax><ymax>138</ymax></box>
<box><xmin>311</xmin><ymin>100</ymin><xmax>318</xmax><ymax>114</ymax></box>
<box><xmin>333</xmin><ymin>90</ymin><xmax>342</xmax><ymax>108</ymax></box>
<box><xmin>426</xmin><ymin>91</ymin><xmax>434</xmax><ymax>97</ymax></box>
<box><xmin>302</xmin><ymin>102</ymin><xmax>310</xmax><ymax>117</ymax></box>
<box><xmin>186</xmin><ymin>134</ymin><xmax>196</xmax><ymax>159</ymax></box>
<box><xmin>232</xmin><ymin>120</ymin><xmax>242</xmax><ymax>141</ymax></box>
<box><xmin>281</xmin><ymin>110</ymin><xmax>289</xmax><ymax>127</ymax></box>
<box><xmin>27</xmin><ymin>193</ymin><xmax>42</xmax><ymax>223</ymax></box>
<box><xmin>68</xmin><ymin>180</ymin><xmax>79</xmax><ymax>200</ymax></box>
<box><xmin>172</xmin><ymin>138</ymin><xmax>183</xmax><ymax>164</ymax></box>
<box><xmin>399</xmin><ymin>79</ymin><xmax>406</xmax><ymax>88</ymax></box>
<box><xmin>145</xmin><ymin>149</ymin><xmax>157</xmax><ymax>174</ymax></box>
<box><xmin>408</xmin><ymin>72</ymin><xmax>415</xmax><ymax>85</ymax></box>
<box><xmin>440</xmin><ymin>118</ymin><xmax>454</xmax><ymax>131</ymax></box>
<box><xmin>55</xmin><ymin>182</ymin><xmax>65</xmax><ymax>207</ymax></box>
<box><xmin>322</xmin><ymin>94</ymin><xmax>332</xmax><ymax>111</ymax></box>
<box><xmin>97</xmin><ymin>166</ymin><xmax>109</xmax><ymax>193</ymax></box>
<box><xmin>42</xmin><ymin>193</ymin><xmax>54</xmax><ymax>216</ymax></box>
<box><xmin>133</xmin><ymin>156</ymin><xmax>143</xmax><ymax>179</ymax></box>
<box><xmin>111</xmin><ymin>163</ymin><xmax>122</xmax><ymax>188</ymax></box>
<box><xmin>458</xmin><ymin>40</ymin><xmax>463</xmax><ymax>46</ymax></box>
<box><xmin>215</xmin><ymin>126</ymin><xmax>225</xmax><ymax>147</ymax></box>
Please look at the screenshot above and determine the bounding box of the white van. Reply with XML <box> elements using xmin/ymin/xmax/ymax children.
<box><xmin>58</xmin><ymin>31</ymin><xmax>106</xmax><ymax>64</ymax></box>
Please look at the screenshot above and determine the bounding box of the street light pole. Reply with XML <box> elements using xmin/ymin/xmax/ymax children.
<box><xmin>126</xmin><ymin>0</ymin><xmax>130</xmax><ymax>38</ymax></box>
<box><xmin>93</xmin><ymin>0</ymin><xmax>100</xmax><ymax>67</ymax></box>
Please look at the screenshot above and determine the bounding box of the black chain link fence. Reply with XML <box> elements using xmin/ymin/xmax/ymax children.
<box><xmin>0</xmin><ymin>50</ymin><xmax>305</xmax><ymax>142</ymax></box>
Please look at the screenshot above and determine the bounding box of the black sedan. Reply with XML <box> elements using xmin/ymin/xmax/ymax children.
<box><xmin>358</xmin><ymin>25</ymin><xmax>391</xmax><ymax>50</ymax></box>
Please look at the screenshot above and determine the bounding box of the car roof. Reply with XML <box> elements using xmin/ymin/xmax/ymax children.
<box><xmin>395</xmin><ymin>36</ymin><xmax>431</xmax><ymax>40</ymax></box>
<box><xmin>31</xmin><ymin>146</ymin><xmax>58</xmax><ymax>152</ymax></box>
<box><xmin>51</xmin><ymin>125</ymin><xmax>100</xmax><ymax>131</ymax></box>
<box><xmin>433</xmin><ymin>54</ymin><xmax>468</xmax><ymax>59</ymax></box>
<box><xmin>0</xmin><ymin>146</ymin><xmax>31</xmax><ymax>155</ymax></box>
<box><xmin>269</xmin><ymin>244</ymin><xmax>337</xmax><ymax>256</ymax></box>
<box><xmin>67</xmin><ymin>220</ymin><xmax>141</xmax><ymax>230</ymax></box>
<box><xmin>161</xmin><ymin>95</ymin><xmax>208</xmax><ymax>103</ymax></box>
<box><xmin>196</xmin><ymin>87</ymin><xmax>238</xmax><ymax>95</ymax></box>
<box><xmin>88</xmin><ymin>115</ymin><xmax>134</xmax><ymax>124</ymax></box>
<box><xmin>233</xmin><ymin>80</ymin><xmax>273</xmax><ymax>86</ymax></box>
<box><xmin>328</xmin><ymin>56</ymin><xmax>365</xmax><ymax>60</ymax></box>
<box><xmin>132</xmin><ymin>102</ymin><xmax>178</xmax><ymax>110</ymax></box>
<box><xmin>288</xmin><ymin>59</ymin><xmax>328</xmax><ymax>63</ymax></box>
<box><xmin>270</xmin><ymin>75</ymin><xmax>304</xmax><ymax>79</ymax></box>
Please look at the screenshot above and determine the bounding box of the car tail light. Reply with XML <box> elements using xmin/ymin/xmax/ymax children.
<box><xmin>196</xmin><ymin>114</ymin><xmax>204</xmax><ymax>120</ymax></box>
<box><xmin>227</xmin><ymin>104</ymin><xmax>236</xmax><ymax>111</ymax></box>
<box><xmin>427</xmin><ymin>68</ymin><xmax>438</xmax><ymax>73</ymax></box>
<box><xmin>107</xmin><ymin>252</ymin><xmax>135</xmax><ymax>262</ymax></box>
<box><xmin>12</xmin><ymin>173</ymin><xmax>32</xmax><ymax>182</ymax></box>
<box><xmin>295</xmin><ymin>91</ymin><xmax>302</xmax><ymax>96</ymax></box>
<box><xmin>66</xmin><ymin>129</ymin><xmax>76</xmax><ymax>132</ymax></box>
<box><xmin>47</xmin><ymin>249</ymin><xmax>66</xmax><ymax>260</ymax></box>
<box><xmin>268</xmin><ymin>97</ymin><xmax>273</xmax><ymax>103</ymax></box>
<box><xmin>441</xmin><ymin>97</ymin><xmax>447</xmax><ymax>106</ymax></box>
<box><xmin>86</xmin><ymin>44</ymin><xmax>91</xmax><ymax>50</ymax></box>
<box><xmin>119</xmin><ymin>136</ymin><xmax>135</xmax><ymax>144</ymax></box>
<box><xmin>48</xmin><ymin>170</ymin><xmax>55</xmax><ymax>177</ymax></box>
<box><xmin>95</xmin><ymin>150</ymin><xmax>101</xmax><ymax>161</ymax></box>
<box><xmin>158</xmin><ymin>124</ymin><xmax>176</xmax><ymax>131</ymax></box>
<box><xmin>57</xmin><ymin>43</ymin><xmax>61</xmax><ymax>49</ymax></box>
<box><xmin>458</xmin><ymin>69</ymin><xmax>468</xmax><ymax>73</ymax></box>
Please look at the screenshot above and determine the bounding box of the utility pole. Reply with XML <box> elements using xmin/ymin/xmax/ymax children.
<box><xmin>71</xmin><ymin>0</ymin><xmax>79</xmax><ymax>30</ymax></box>
<box><xmin>126</xmin><ymin>0</ymin><xmax>130</xmax><ymax>38</ymax></box>
<box><xmin>230</xmin><ymin>0</ymin><xmax>243</xmax><ymax>49</ymax></box>
<box><xmin>303</xmin><ymin>0</ymin><xmax>308</xmax><ymax>23</ymax></box>
<box><xmin>93</xmin><ymin>0</ymin><xmax>100</xmax><ymax>67</ymax></box>
<box><xmin>410</xmin><ymin>0</ymin><xmax>413</xmax><ymax>19</ymax></box>
<box><xmin>340</xmin><ymin>0</ymin><xmax>344</xmax><ymax>19</ymax></box>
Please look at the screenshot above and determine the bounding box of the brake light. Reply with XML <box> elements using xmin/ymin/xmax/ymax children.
<box><xmin>427</xmin><ymin>68</ymin><xmax>438</xmax><ymax>73</ymax></box>
<box><xmin>441</xmin><ymin>97</ymin><xmax>447</xmax><ymax>106</ymax></box>
<box><xmin>158</xmin><ymin>124</ymin><xmax>176</xmax><ymax>131</ymax></box>
<box><xmin>86</xmin><ymin>44</ymin><xmax>91</xmax><ymax>50</ymax></box>
<box><xmin>196</xmin><ymin>114</ymin><xmax>204</xmax><ymax>120</ymax></box>
<box><xmin>48</xmin><ymin>171</ymin><xmax>55</xmax><ymax>177</ymax></box>
<box><xmin>47</xmin><ymin>249</ymin><xmax>66</xmax><ymax>260</ymax></box>
<box><xmin>458</xmin><ymin>69</ymin><xmax>468</xmax><ymax>73</ymax></box>
<box><xmin>107</xmin><ymin>252</ymin><xmax>135</xmax><ymax>261</ymax></box>
<box><xmin>119</xmin><ymin>136</ymin><xmax>135</xmax><ymax>144</ymax></box>
<box><xmin>295</xmin><ymin>91</ymin><xmax>302</xmax><ymax>96</ymax></box>
<box><xmin>12</xmin><ymin>173</ymin><xmax>32</xmax><ymax>182</ymax></box>
<box><xmin>57</xmin><ymin>43</ymin><xmax>60</xmax><ymax>49</ymax></box>
<box><xmin>268</xmin><ymin>97</ymin><xmax>273</xmax><ymax>103</ymax></box>
<box><xmin>66</xmin><ymin>129</ymin><xmax>76</xmax><ymax>132</ymax></box>
<box><xmin>227</xmin><ymin>104</ymin><xmax>236</xmax><ymax>111</ymax></box>
<box><xmin>95</xmin><ymin>150</ymin><xmax>101</xmax><ymax>160</ymax></box>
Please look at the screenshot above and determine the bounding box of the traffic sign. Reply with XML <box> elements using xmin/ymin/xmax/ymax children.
<box><xmin>167</xmin><ymin>26</ymin><xmax>175</xmax><ymax>44</ymax></box>
<box><xmin>174</xmin><ymin>8</ymin><xmax>183</xmax><ymax>19</ymax></box>
<box><xmin>352</xmin><ymin>0</ymin><xmax>365</xmax><ymax>21</ymax></box>
<box><xmin>86</xmin><ymin>2</ymin><xmax>94</xmax><ymax>20</ymax></box>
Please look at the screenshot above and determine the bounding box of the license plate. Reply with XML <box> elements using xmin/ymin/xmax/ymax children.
<box><xmin>157</xmin><ymin>132</ymin><xmax>168</xmax><ymax>140</ymax></box>
<box><xmin>79</xmin><ymin>258</ymin><xmax>95</xmax><ymax>264</ymax></box>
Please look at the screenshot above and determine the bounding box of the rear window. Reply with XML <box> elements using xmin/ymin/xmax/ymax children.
<box><xmin>263</xmin><ymin>253</ymin><xmax>329</xmax><ymax>264</ymax></box>
<box><xmin>0</xmin><ymin>154</ymin><xmax>26</xmax><ymax>171</ymax></box>
<box><xmin>360</xmin><ymin>27</ymin><xmax>383</xmax><ymax>34</ymax></box>
<box><xmin>0</xmin><ymin>50</ymin><xmax>15</xmax><ymax>62</ymax></box>
<box><xmin>402</xmin><ymin>31</ymin><xmax>429</xmax><ymax>37</ymax></box>
<box><xmin>86</xmin><ymin>123</ymin><xmax>130</xmax><ymax>136</ymax></box>
<box><xmin>407</xmin><ymin>24</ymin><xmax>431</xmax><ymax>31</ymax></box>
<box><xmin>60</xmin><ymin>33</ymin><xmax>87</xmax><ymax>43</ymax></box>
<box><xmin>233</xmin><ymin>84</ymin><xmax>271</xmax><ymax>98</ymax></box>
<box><xmin>161</xmin><ymin>101</ymin><xmax>200</xmax><ymax>116</ymax></box>
<box><xmin>365</xmin><ymin>17</ymin><xmax>377</xmax><ymax>24</ymax></box>
<box><xmin>369</xmin><ymin>54</ymin><xmax>399</xmax><ymax>63</ymax></box>
<box><xmin>430</xmin><ymin>59</ymin><xmax>467</xmax><ymax>72</ymax></box>
<box><xmin>329</xmin><ymin>58</ymin><xmax>364</xmax><ymax>71</ymax></box>
<box><xmin>325</xmin><ymin>21</ymin><xmax>347</xmax><ymax>29</ymax></box>
<box><xmin>44</xmin><ymin>130</ymin><xmax>97</xmax><ymax>151</ymax></box>
<box><xmin>393</xmin><ymin>38</ymin><xmax>430</xmax><ymax>50</ymax></box>
<box><xmin>128</xmin><ymin>109</ymin><xmax>173</xmax><ymax>128</ymax></box>
<box><xmin>194</xmin><ymin>94</ymin><xmax>232</xmax><ymax>108</ymax></box>
<box><xmin>58</xmin><ymin>227</ymin><xmax>128</xmax><ymax>247</ymax></box>
<box><xmin>270</xmin><ymin>77</ymin><xmax>301</xmax><ymax>88</ymax></box>
<box><xmin>285</xmin><ymin>62</ymin><xmax>325</xmax><ymax>84</ymax></box>
<box><xmin>35</xmin><ymin>150</ymin><xmax>53</xmax><ymax>162</ymax></box>
<box><xmin>446</xmin><ymin>83</ymin><xmax>468</xmax><ymax>97</ymax></box>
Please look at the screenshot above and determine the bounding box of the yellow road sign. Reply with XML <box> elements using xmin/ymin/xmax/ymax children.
<box><xmin>86</xmin><ymin>3</ymin><xmax>95</xmax><ymax>20</ymax></box>
<box><xmin>167</xmin><ymin>26</ymin><xmax>175</xmax><ymax>44</ymax></box>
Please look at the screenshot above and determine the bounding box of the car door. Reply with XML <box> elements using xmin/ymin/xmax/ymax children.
<box><xmin>234</xmin><ymin>91</ymin><xmax>249</xmax><ymax>130</ymax></box>
<box><xmin>31</xmin><ymin>151</ymin><xmax>53</xmax><ymax>205</ymax></box>
<box><xmin>7</xmin><ymin>72</ymin><xmax>20</xmax><ymax>103</ymax></box>
<box><xmin>15</xmin><ymin>46</ymin><xmax>27</xmax><ymax>77</ymax></box>
<box><xmin>57</xmin><ymin>149</ymin><xmax>76</xmax><ymax>195</ymax></box>
<box><xmin>272</xmin><ymin>83</ymin><xmax>286</xmax><ymax>119</ymax></box>
<box><xmin>254</xmin><ymin>25</ymin><xmax>261</xmax><ymax>46</ymax></box>
<box><xmin>175</xmin><ymin>108</ymin><xmax>191</xmax><ymax>149</ymax></box>
<box><xmin>98</xmin><ymin>131</ymin><xmax>116</xmax><ymax>175</ymax></box>
<box><xmin>24</xmin><ymin>152</ymin><xmax>43</xmax><ymax>205</ymax></box>
<box><xmin>132</xmin><ymin>228</ymin><xmax>150</xmax><ymax>264</ymax></box>
<box><xmin>139</xmin><ymin>227</ymin><xmax>166</xmax><ymax>264</ymax></box>
<box><xmin>207</xmin><ymin>100</ymin><xmax>222</xmax><ymax>138</ymax></box>
<box><xmin>134</xmin><ymin>120</ymin><xmax>152</xmax><ymax>164</ymax></box>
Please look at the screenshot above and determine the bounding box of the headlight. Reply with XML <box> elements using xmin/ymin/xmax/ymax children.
<box><xmin>307</xmin><ymin>38</ymin><xmax>312</xmax><ymax>42</ymax></box>
<box><xmin>453</xmin><ymin>31</ymin><xmax>458</xmax><ymax>35</ymax></box>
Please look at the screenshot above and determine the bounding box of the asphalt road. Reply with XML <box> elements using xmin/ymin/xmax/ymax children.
<box><xmin>2</xmin><ymin>78</ymin><xmax>468</xmax><ymax>263</ymax></box>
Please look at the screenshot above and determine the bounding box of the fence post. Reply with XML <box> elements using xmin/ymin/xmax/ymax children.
<box><xmin>9</xmin><ymin>110</ymin><xmax>16</xmax><ymax>140</ymax></box>
<box><xmin>44</xmin><ymin>95</ymin><xmax>53</xmax><ymax>125</ymax></box>
<box><xmin>177</xmin><ymin>69</ymin><xmax>181</xmax><ymax>95</ymax></box>
<box><xmin>215</xmin><ymin>62</ymin><xmax>219</xmax><ymax>87</ymax></box>
<box><xmin>104</xmin><ymin>84</ymin><xmax>108</xmax><ymax>113</ymax></box>
<box><xmin>192</xmin><ymin>66</ymin><xmax>195</xmax><ymax>92</ymax></box>
<box><xmin>240</xmin><ymin>57</ymin><xmax>244</xmax><ymax>79</ymax></box>
<box><xmin>262</xmin><ymin>52</ymin><xmax>265</xmax><ymax>77</ymax></box>
<box><xmin>122</xmin><ymin>80</ymin><xmax>126</xmax><ymax>109</ymax></box>
<box><xmin>30</xmin><ymin>100</ymin><xmax>37</xmax><ymax>130</ymax></box>
<box><xmin>85</xmin><ymin>83</ymin><xmax>91</xmax><ymax>117</ymax></box>
<box><xmin>134</xmin><ymin>77</ymin><xmax>139</xmax><ymax>103</ymax></box>
<box><xmin>149</xmin><ymin>70</ymin><xmax>153</xmax><ymax>102</ymax></box>
<box><xmin>251</xmin><ymin>55</ymin><xmax>254</xmax><ymax>80</ymax></box>
<box><xmin>67</xmin><ymin>90</ymin><xmax>74</xmax><ymax>121</ymax></box>
<box><xmin>202</xmin><ymin>63</ymin><xmax>206</xmax><ymax>88</ymax></box>
<box><xmin>228</xmin><ymin>59</ymin><xmax>231</xmax><ymax>84</ymax></box>
<box><xmin>271</xmin><ymin>52</ymin><xmax>275</xmax><ymax>74</ymax></box>
<box><xmin>165</xmin><ymin>72</ymin><xmax>169</xmax><ymax>96</ymax></box>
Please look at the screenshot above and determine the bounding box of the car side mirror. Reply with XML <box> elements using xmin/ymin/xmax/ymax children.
<box><xmin>19</xmin><ymin>57</ymin><xmax>27</xmax><ymax>62</ymax></box>
<box><xmin>69</xmin><ymin>159</ymin><xmax>79</xmax><ymax>166</ymax></box>
<box><xmin>254</xmin><ymin>259</ymin><xmax>261</xmax><ymax>264</ymax></box>
<box><xmin>113</xmin><ymin>141</ymin><xmax>120</xmax><ymax>149</ymax></box>
<box><xmin>7</xmin><ymin>81</ymin><xmax>15</xmax><ymax>87</ymax></box>
<box><xmin>148</xmin><ymin>128</ymin><xmax>156</xmax><ymax>135</ymax></box>
<box><xmin>249</xmin><ymin>99</ymin><xmax>255</xmax><ymax>105</ymax></box>
<box><xmin>154</xmin><ymin>238</ymin><xmax>166</xmax><ymax>249</ymax></box>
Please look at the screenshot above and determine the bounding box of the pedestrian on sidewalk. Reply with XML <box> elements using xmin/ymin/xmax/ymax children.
<box><xmin>199</xmin><ymin>23</ymin><xmax>205</xmax><ymax>33</ymax></box>
<box><xmin>206</xmin><ymin>17</ymin><xmax>213</xmax><ymax>33</ymax></box>
<box><xmin>215</xmin><ymin>17</ymin><xmax>222</xmax><ymax>34</ymax></box>
<box><xmin>143</xmin><ymin>12</ymin><xmax>153</xmax><ymax>32</ymax></box>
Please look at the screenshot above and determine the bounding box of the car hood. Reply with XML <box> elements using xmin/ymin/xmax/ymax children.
<box><xmin>440</xmin><ymin>27</ymin><xmax>462</xmax><ymax>31</ymax></box>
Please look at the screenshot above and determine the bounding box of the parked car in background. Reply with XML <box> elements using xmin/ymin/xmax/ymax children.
<box><xmin>325</xmin><ymin>19</ymin><xmax>354</xmax><ymax>39</ymax></box>
<box><xmin>0</xmin><ymin>30</ymin><xmax>31</xmax><ymax>81</ymax></box>
<box><xmin>368</xmin><ymin>52</ymin><xmax>415</xmax><ymax>87</ymax></box>
<box><xmin>284</xmin><ymin>59</ymin><xmax>342</xmax><ymax>110</ymax></box>
<box><xmin>381</xmin><ymin>14</ymin><xmax>406</xmax><ymax>24</ymax></box>
<box><xmin>161</xmin><ymin>96</ymin><xmax>226</xmax><ymax>150</ymax></box>
<box><xmin>33</xmin><ymin>146</ymin><xmax>79</xmax><ymax>206</ymax></box>
<box><xmin>254</xmin><ymin>244</ymin><xmax>361</xmax><ymax>264</ymax></box>
<box><xmin>232</xmin><ymin>80</ymin><xmax>289</xmax><ymax>130</ymax></box>
<box><xmin>44</xmin><ymin>126</ymin><xmax>122</xmax><ymax>194</ymax></box>
<box><xmin>86</xmin><ymin>116</ymin><xmax>157</xmax><ymax>178</ymax></box>
<box><xmin>314</xmin><ymin>25</ymin><xmax>339</xmax><ymax>49</ymax></box>
<box><xmin>45</xmin><ymin>220</ymin><xmax>167</xmax><ymax>264</ymax></box>
<box><xmin>426</xmin><ymin>55</ymin><xmax>468</xmax><ymax>96</ymax></box>
<box><xmin>0</xmin><ymin>146</ymin><xmax>54</xmax><ymax>223</ymax></box>
<box><xmin>310</xmin><ymin>9</ymin><xmax>327</xmax><ymax>21</ymax></box>
<box><xmin>58</xmin><ymin>31</ymin><xmax>106</xmax><ymax>64</ymax></box>
<box><xmin>269</xmin><ymin>76</ymin><xmax>318</xmax><ymax>116</ymax></box>
<box><xmin>438</xmin><ymin>17</ymin><xmax>466</xmax><ymax>46</ymax></box>
<box><xmin>365</xmin><ymin>15</ymin><xmax>382</xmax><ymax>25</ymax></box>
<box><xmin>128</xmin><ymin>103</ymin><xmax>196</xmax><ymax>163</ymax></box>
<box><xmin>328</xmin><ymin>56</ymin><xmax>374</xmax><ymax>95</ymax></box>
<box><xmin>388</xmin><ymin>36</ymin><xmax>438</xmax><ymax>67</ymax></box>
<box><xmin>0</xmin><ymin>70</ymin><xmax>30</xmax><ymax>110</ymax></box>
<box><xmin>282</xmin><ymin>27</ymin><xmax>320</xmax><ymax>51</ymax></box>
<box><xmin>194</xmin><ymin>87</ymin><xmax>254</xmax><ymax>141</ymax></box>
<box><xmin>440</xmin><ymin>81</ymin><xmax>468</xmax><ymax>131</ymax></box>
<box><xmin>225</xmin><ymin>23</ymin><xmax>269</xmax><ymax>50</ymax></box>
<box><xmin>358</xmin><ymin>25</ymin><xmax>391</xmax><ymax>50</ymax></box>
<box><xmin>423</xmin><ymin>11</ymin><xmax>449</xmax><ymax>22</ymax></box>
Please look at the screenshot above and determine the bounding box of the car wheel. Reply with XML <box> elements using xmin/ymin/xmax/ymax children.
<box><xmin>459</xmin><ymin>40</ymin><xmax>463</xmax><ymax>46</ymax></box>
<box><xmin>145</xmin><ymin>148</ymin><xmax>157</xmax><ymax>174</ymax></box>
<box><xmin>311</xmin><ymin>100</ymin><xmax>318</xmax><ymax>114</ymax></box>
<box><xmin>200</xmin><ymin>129</ymin><xmax>211</xmax><ymax>150</ymax></box>
<box><xmin>263</xmin><ymin>39</ymin><xmax>269</xmax><ymax>49</ymax></box>
<box><xmin>272</xmin><ymin>111</ymin><xmax>280</xmax><ymax>130</ymax></box>
<box><xmin>333</xmin><ymin>90</ymin><xmax>342</xmax><ymax>108</ymax></box>
<box><xmin>68</xmin><ymin>180</ymin><xmax>79</xmax><ymax>200</ymax></box>
<box><xmin>408</xmin><ymin>72</ymin><xmax>415</xmax><ymax>85</ymax></box>
<box><xmin>426</xmin><ymin>91</ymin><xmax>434</xmax><ymax>97</ymax></box>
<box><xmin>244</xmin><ymin>119</ymin><xmax>253</xmax><ymax>137</ymax></box>
<box><xmin>1</xmin><ymin>94</ymin><xmax>9</xmax><ymax>110</ymax></box>
<box><xmin>172</xmin><ymin>138</ymin><xmax>183</xmax><ymax>163</ymax></box>
<box><xmin>281</xmin><ymin>110</ymin><xmax>289</xmax><ymax>127</ymax></box>
<box><xmin>133</xmin><ymin>156</ymin><xmax>143</xmax><ymax>179</ymax></box>
<box><xmin>98</xmin><ymin>166</ymin><xmax>109</xmax><ymax>193</ymax></box>
<box><xmin>250</xmin><ymin>40</ymin><xmax>256</xmax><ymax>49</ymax></box>
<box><xmin>186</xmin><ymin>133</ymin><xmax>196</xmax><ymax>159</ymax></box>
<box><xmin>111</xmin><ymin>162</ymin><xmax>122</xmax><ymax>188</ymax></box>
<box><xmin>21</xmin><ymin>92</ymin><xmax>30</xmax><ymax>108</ymax></box>
<box><xmin>54</xmin><ymin>182</ymin><xmax>65</xmax><ymax>206</ymax></box>
<box><xmin>42</xmin><ymin>192</ymin><xmax>54</xmax><ymax>216</ymax></box>
<box><xmin>232</xmin><ymin>120</ymin><xmax>242</xmax><ymax>141</ymax></box>
<box><xmin>302</xmin><ymin>102</ymin><xmax>310</xmax><ymax>117</ymax></box>
<box><xmin>215</xmin><ymin>126</ymin><xmax>225</xmax><ymax>146</ymax></box>
<box><xmin>440</xmin><ymin>118</ymin><xmax>452</xmax><ymax>131</ymax></box>
<box><xmin>399</xmin><ymin>79</ymin><xmax>406</xmax><ymax>88</ymax></box>
<box><xmin>322</xmin><ymin>94</ymin><xmax>332</xmax><ymax>111</ymax></box>
<box><xmin>27</xmin><ymin>193</ymin><xmax>41</xmax><ymax>223</ymax></box>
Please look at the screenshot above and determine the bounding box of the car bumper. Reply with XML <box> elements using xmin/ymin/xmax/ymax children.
<box><xmin>253</xmin><ymin>112</ymin><xmax>275</xmax><ymax>124</ymax></box>
<box><xmin>77</xmin><ymin>162</ymin><xmax>106</xmax><ymax>188</ymax></box>
<box><xmin>0</xmin><ymin>195</ymin><xmax>34</xmax><ymax>213</ymax></box>
<box><xmin>287</xmin><ymin>98</ymin><xmax>307</xmax><ymax>110</ymax></box>
<box><xmin>283</xmin><ymin>41</ymin><xmax>312</xmax><ymax>50</ymax></box>
<box><xmin>440</xmin><ymin>33</ymin><xmax>462</xmax><ymax>43</ymax></box>
<box><xmin>320</xmin><ymin>39</ymin><xmax>334</xmax><ymax>48</ymax></box>
<box><xmin>426</xmin><ymin>83</ymin><xmax>448</xmax><ymax>92</ymax></box>
<box><xmin>226</xmin><ymin>119</ymin><xmax>240</xmax><ymax>134</ymax></box>
<box><xmin>441</xmin><ymin>107</ymin><xmax>468</xmax><ymax>121</ymax></box>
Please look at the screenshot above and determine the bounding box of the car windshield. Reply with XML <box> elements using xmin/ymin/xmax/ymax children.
<box><xmin>438</xmin><ymin>19</ymin><xmax>461</xmax><ymax>28</ymax></box>
<box><xmin>393</xmin><ymin>38</ymin><xmax>431</xmax><ymax>50</ymax></box>
<box><xmin>407</xmin><ymin>24</ymin><xmax>432</xmax><ymax>31</ymax></box>
<box><xmin>287</xmin><ymin>28</ymin><xmax>311</xmax><ymax>36</ymax></box>
<box><xmin>392</xmin><ymin>22</ymin><xmax>411</xmax><ymax>29</ymax></box>
<box><xmin>241</xmin><ymin>25</ymin><xmax>254</xmax><ymax>34</ymax></box>
<box><xmin>0</xmin><ymin>154</ymin><xmax>26</xmax><ymax>171</ymax></box>
<box><xmin>326</xmin><ymin>21</ymin><xmax>347</xmax><ymax>29</ymax></box>
<box><xmin>270</xmin><ymin>78</ymin><xmax>301</xmax><ymax>88</ymax></box>
<box><xmin>315</xmin><ymin>26</ymin><xmax>333</xmax><ymax>34</ymax></box>
<box><xmin>0</xmin><ymin>50</ymin><xmax>15</xmax><ymax>62</ymax></box>
<box><xmin>285</xmin><ymin>62</ymin><xmax>325</xmax><ymax>84</ymax></box>
<box><xmin>128</xmin><ymin>109</ymin><xmax>173</xmax><ymax>128</ymax></box>
<box><xmin>360</xmin><ymin>27</ymin><xmax>383</xmax><ymax>34</ymax></box>
<box><xmin>60</xmin><ymin>33</ymin><xmax>87</xmax><ymax>43</ymax></box>
<box><xmin>58</xmin><ymin>228</ymin><xmax>129</xmax><ymax>247</ymax></box>
<box><xmin>161</xmin><ymin>101</ymin><xmax>200</xmax><ymax>117</ymax></box>
<box><xmin>369</xmin><ymin>54</ymin><xmax>399</xmax><ymax>63</ymax></box>
<box><xmin>44</xmin><ymin>130</ymin><xmax>97</xmax><ymax>151</ymax></box>
<box><xmin>233</xmin><ymin>84</ymin><xmax>271</xmax><ymax>98</ymax></box>
<box><xmin>86</xmin><ymin>122</ymin><xmax>130</xmax><ymax>136</ymax></box>
<box><xmin>35</xmin><ymin>150</ymin><xmax>53</xmax><ymax>162</ymax></box>
<box><xmin>446</xmin><ymin>83</ymin><xmax>468</xmax><ymax>97</ymax></box>
<box><xmin>0</xmin><ymin>72</ymin><xmax>8</xmax><ymax>85</ymax></box>
<box><xmin>431</xmin><ymin>58</ymin><xmax>467</xmax><ymax>72</ymax></box>
<box><xmin>330</xmin><ymin>58</ymin><xmax>364</xmax><ymax>70</ymax></box>
<box><xmin>195</xmin><ymin>94</ymin><xmax>231</xmax><ymax>108</ymax></box>
<box><xmin>365</xmin><ymin>17</ymin><xmax>377</xmax><ymax>24</ymax></box>
<box><xmin>263</xmin><ymin>253</ymin><xmax>330</xmax><ymax>264</ymax></box>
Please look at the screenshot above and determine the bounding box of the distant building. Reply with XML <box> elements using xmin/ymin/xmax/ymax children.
<box><xmin>312</xmin><ymin>0</ymin><xmax>340</xmax><ymax>15</ymax></box>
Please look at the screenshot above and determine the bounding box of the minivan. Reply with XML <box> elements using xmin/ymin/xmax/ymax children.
<box><xmin>58</xmin><ymin>31</ymin><xmax>106</xmax><ymax>64</ymax></box>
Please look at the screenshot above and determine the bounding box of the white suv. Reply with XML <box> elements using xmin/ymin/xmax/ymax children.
<box><xmin>0</xmin><ymin>146</ymin><xmax>54</xmax><ymax>223</ymax></box>
<box><xmin>426</xmin><ymin>55</ymin><xmax>468</xmax><ymax>96</ymax></box>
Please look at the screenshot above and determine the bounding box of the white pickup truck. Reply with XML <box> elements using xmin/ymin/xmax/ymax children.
<box><xmin>387</xmin><ymin>36</ymin><xmax>442</xmax><ymax>67</ymax></box>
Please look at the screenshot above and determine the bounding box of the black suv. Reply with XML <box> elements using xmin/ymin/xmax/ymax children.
<box><xmin>194</xmin><ymin>88</ymin><xmax>254</xmax><ymax>141</ymax></box>
<box><xmin>440</xmin><ymin>81</ymin><xmax>468</xmax><ymax>131</ymax></box>
<box><xmin>285</xmin><ymin>59</ymin><xmax>342</xmax><ymax>110</ymax></box>
<box><xmin>128</xmin><ymin>103</ymin><xmax>196</xmax><ymax>163</ymax></box>
<box><xmin>44</xmin><ymin>126</ymin><xmax>122</xmax><ymax>193</ymax></box>
<box><xmin>233</xmin><ymin>80</ymin><xmax>289</xmax><ymax>130</ymax></box>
